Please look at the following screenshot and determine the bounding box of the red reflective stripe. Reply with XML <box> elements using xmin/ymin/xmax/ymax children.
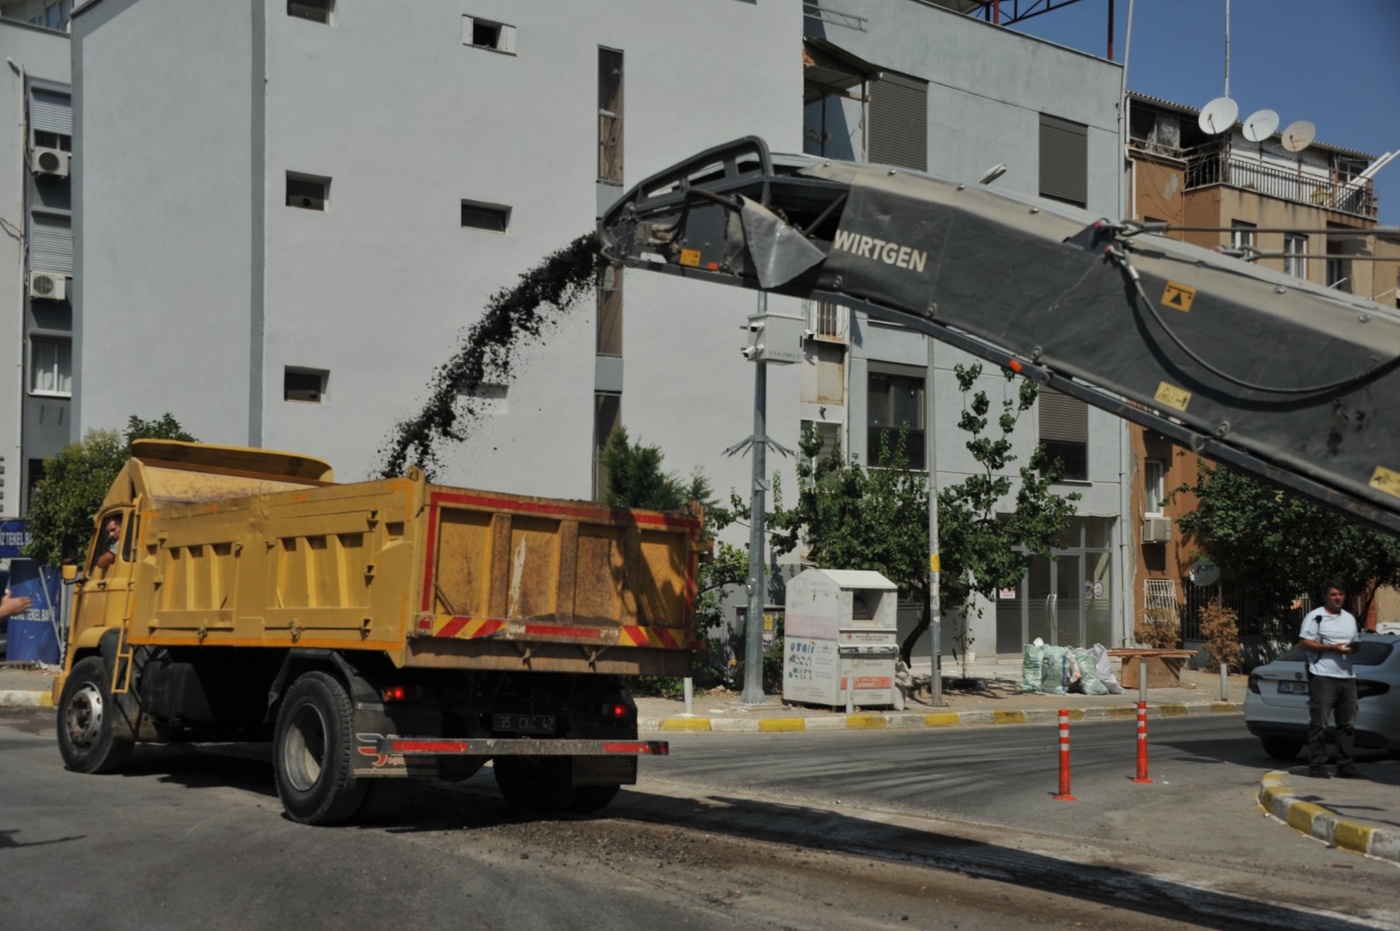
<box><xmin>436</xmin><ymin>617</ymin><xmax>469</xmax><ymax>639</ymax></box>
<box><xmin>603</xmin><ymin>741</ymin><xmax>668</xmax><ymax>755</ymax></box>
<box><xmin>392</xmin><ymin>739</ymin><xmax>470</xmax><ymax>754</ymax></box>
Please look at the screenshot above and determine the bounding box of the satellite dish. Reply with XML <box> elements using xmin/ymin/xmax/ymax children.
<box><xmin>1188</xmin><ymin>560</ymin><xmax>1221</xmax><ymax>588</ymax></box>
<box><xmin>1242</xmin><ymin>109</ymin><xmax>1279</xmax><ymax>143</ymax></box>
<box><xmin>1198</xmin><ymin>97</ymin><xmax>1239</xmax><ymax>135</ymax></box>
<box><xmin>1281</xmin><ymin>119</ymin><xmax>1316</xmax><ymax>153</ymax></box>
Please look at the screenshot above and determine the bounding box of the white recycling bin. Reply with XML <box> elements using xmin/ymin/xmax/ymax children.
<box><xmin>783</xmin><ymin>568</ymin><xmax>900</xmax><ymax>708</ymax></box>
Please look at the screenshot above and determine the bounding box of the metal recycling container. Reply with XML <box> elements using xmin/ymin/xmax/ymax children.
<box><xmin>783</xmin><ymin>568</ymin><xmax>899</xmax><ymax>708</ymax></box>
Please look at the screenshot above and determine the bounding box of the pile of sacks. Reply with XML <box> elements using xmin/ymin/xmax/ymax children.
<box><xmin>1021</xmin><ymin>638</ymin><xmax>1124</xmax><ymax>695</ymax></box>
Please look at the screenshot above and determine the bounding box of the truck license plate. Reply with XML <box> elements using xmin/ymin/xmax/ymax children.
<box><xmin>1277</xmin><ymin>681</ymin><xmax>1308</xmax><ymax>695</ymax></box>
<box><xmin>493</xmin><ymin>713</ymin><xmax>556</xmax><ymax>735</ymax></box>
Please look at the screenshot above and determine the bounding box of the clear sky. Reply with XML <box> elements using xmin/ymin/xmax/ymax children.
<box><xmin>1001</xmin><ymin>0</ymin><xmax>1400</xmax><ymax>224</ymax></box>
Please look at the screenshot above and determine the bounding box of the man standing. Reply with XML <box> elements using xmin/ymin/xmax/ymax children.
<box><xmin>1298</xmin><ymin>581</ymin><xmax>1362</xmax><ymax>779</ymax></box>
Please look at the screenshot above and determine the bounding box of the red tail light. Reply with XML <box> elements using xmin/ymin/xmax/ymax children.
<box><xmin>603</xmin><ymin>702</ymin><xmax>630</xmax><ymax>719</ymax></box>
<box><xmin>1247</xmin><ymin>675</ymin><xmax>1261</xmax><ymax>694</ymax></box>
<box><xmin>382</xmin><ymin>684</ymin><xmax>423</xmax><ymax>703</ymax></box>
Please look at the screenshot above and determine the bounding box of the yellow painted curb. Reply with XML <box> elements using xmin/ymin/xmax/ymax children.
<box><xmin>1209</xmin><ymin>702</ymin><xmax>1238</xmax><ymax>713</ymax></box>
<box><xmin>1063</xmin><ymin>709</ymin><xmax>1084</xmax><ymax>721</ymax></box>
<box><xmin>38</xmin><ymin>692</ymin><xmax>54</xmax><ymax>708</ymax></box>
<box><xmin>1106</xmin><ymin>706</ymin><xmax>1138</xmax><ymax>719</ymax></box>
<box><xmin>757</xmin><ymin>718</ymin><xmax>807</xmax><ymax>732</ymax></box>
<box><xmin>845</xmin><ymin>714</ymin><xmax>887</xmax><ymax>729</ymax></box>
<box><xmin>659</xmin><ymin>717</ymin><xmax>712</xmax><ymax>732</ymax></box>
<box><xmin>1287</xmin><ymin>800</ymin><xmax>1326</xmax><ymax>833</ymax></box>
<box><xmin>923</xmin><ymin>713</ymin><xmax>960</xmax><ymax>727</ymax></box>
<box><xmin>1158</xmin><ymin>703</ymin><xmax>1189</xmax><ymax>717</ymax></box>
<box><xmin>1334</xmin><ymin>820</ymin><xmax>1374</xmax><ymax>852</ymax></box>
<box><xmin>992</xmin><ymin>710</ymin><xmax>1027</xmax><ymax>725</ymax></box>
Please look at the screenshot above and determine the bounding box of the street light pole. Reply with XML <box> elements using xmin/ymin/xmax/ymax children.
<box><xmin>926</xmin><ymin>332</ymin><xmax>942</xmax><ymax>707</ymax></box>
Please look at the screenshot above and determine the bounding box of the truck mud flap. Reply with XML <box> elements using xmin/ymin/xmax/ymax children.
<box><xmin>572</xmin><ymin>755</ymin><xmax>637</xmax><ymax>786</ymax></box>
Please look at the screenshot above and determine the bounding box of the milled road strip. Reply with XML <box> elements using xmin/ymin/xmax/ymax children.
<box><xmin>1257</xmin><ymin>770</ymin><xmax>1400</xmax><ymax>865</ymax></box>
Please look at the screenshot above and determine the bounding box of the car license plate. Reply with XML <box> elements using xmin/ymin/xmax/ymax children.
<box><xmin>493</xmin><ymin>713</ymin><xmax>556</xmax><ymax>735</ymax></box>
<box><xmin>1277</xmin><ymin>681</ymin><xmax>1308</xmax><ymax>695</ymax></box>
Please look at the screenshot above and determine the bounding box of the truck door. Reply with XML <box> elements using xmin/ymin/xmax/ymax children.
<box><xmin>71</xmin><ymin>510</ymin><xmax>138</xmax><ymax>646</ymax></box>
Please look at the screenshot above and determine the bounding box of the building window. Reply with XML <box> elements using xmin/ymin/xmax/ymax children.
<box><xmin>463</xmin><ymin>15</ymin><xmax>516</xmax><ymax>53</ymax></box>
<box><xmin>29</xmin><ymin>212</ymin><xmax>73</xmax><ymax>278</ymax></box>
<box><xmin>288</xmin><ymin>0</ymin><xmax>334</xmax><ymax>24</ymax></box>
<box><xmin>461</xmin><ymin>199</ymin><xmax>511</xmax><ymax>233</ymax></box>
<box><xmin>286</xmin><ymin>172</ymin><xmax>330</xmax><ymax>210</ymax></box>
<box><xmin>597</xmin><ymin>265</ymin><xmax>622</xmax><ymax>357</ymax></box>
<box><xmin>1230</xmin><ymin>220</ymin><xmax>1255</xmax><ymax>255</ymax></box>
<box><xmin>593</xmin><ymin>392</ymin><xmax>621</xmax><ymax>501</ymax></box>
<box><xmin>598</xmin><ymin>48</ymin><xmax>624</xmax><ymax>184</ymax></box>
<box><xmin>1144</xmin><ymin>459</ymin><xmax>1166</xmax><ymax>515</ymax></box>
<box><xmin>1039</xmin><ymin>388</ymin><xmax>1087</xmax><ymax>481</ymax></box>
<box><xmin>1283</xmin><ymin>233</ymin><xmax>1308</xmax><ymax>279</ymax></box>
<box><xmin>867</xmin><ymin>364</ymin><xmax>925</xmax><ymax>469</ymax></box>
<box><xmin>868</xmin><ymin>72</ymin><xmax>928</xmax><ymax>172</ymax></box>
<box><xmin>29</xmin><ymin>335</ymin><xmax>72</xmax><ymax>397</ymax></box>
<box><xmin>29</xmin><ymin>88</ymin><xmax>72</xmax><ymax>154</ymax></box>
<box><xmin>1039</xmin><ymin>113</ymin><xmax>1088</xmax><ymax>208</ymax></box>
<box><xmin>284</xmin><ymin>367</ymin><xmax>328</xmax><ymax>403</ymax></box>
<box><xmin>28</xmin><ymin>1</ymin><xmax>72</xmax><ymax>31</ymax></box>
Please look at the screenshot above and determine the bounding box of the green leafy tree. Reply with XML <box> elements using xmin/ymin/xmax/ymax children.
<box><xmin>600</xmin><ymin>427</ymin><xmax>746</xmax><ymax>691</ymax></box>
<box><xmin>24</xmin><ymin>414</ymin><xmax>195</xmax><ymax>568</ymax></box>
<box><xmin>771</xmin><ymin>364</ymin><xmax>1078</xmax><ymax>672</ymax></box>
<box><xmin>936</xmin><ymin>365</ymin><xmax>1079</xmax><ymax>674</ymax></box>
<box><xmin>1176</xmin><ymin>460</ymin><xmax>1400</xmax><ymax>625</ymax></box>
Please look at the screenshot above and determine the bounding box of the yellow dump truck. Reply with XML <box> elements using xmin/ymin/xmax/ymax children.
<box><xmin>54</xmin><ymin>440</ymin><xmax>701</xmax><ymax>824</ymax></box>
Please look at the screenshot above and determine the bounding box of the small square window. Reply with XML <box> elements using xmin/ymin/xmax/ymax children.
<box><xmin>288</xmin><ymin>0</ymin><xmax>333</xmax><ymax>24</ymax></box>
<box><xmin>461</xmin><ymin>199</ymin><xmax>511</xmax><ymax>233</ymax></box>
<box><xmin>286</xmin><ymin>172</ymin><xmax>330</xmax><ymax>211</ymax></box>
<box><xmin>284</xmin><ymin>367</ymin><xmax>328</xmax><ymax>403</ymax></box>
<box><xmin>463</xmin><ymin>15</ymin><xmax>516</xmax><ymax>53</ymax></box>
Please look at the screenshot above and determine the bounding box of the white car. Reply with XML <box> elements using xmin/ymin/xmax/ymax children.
<box><xmin>1244</xmin><ymin>631</ymin><xmax>1400</xmax><ymax>761</ymax></box>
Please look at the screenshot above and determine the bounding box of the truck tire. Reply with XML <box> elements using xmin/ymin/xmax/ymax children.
<box><xmin>57</xmin><ymin>656</ymin><xmax>135</xmax><ymax>774</ymax></box>
<box><xmin>274</xmin><ymin>671</ymin><xmax>368</xmax><ymax>825</ymax></box>
<box><xmin>1261</xmin><ymin>736</ymin><xmax>1303</xmax><ymax>761</ymax></box>
<box><xmin>493</xmin><ymin>756</ymin><xmax>580</xmax><ymax>812</ymax></box>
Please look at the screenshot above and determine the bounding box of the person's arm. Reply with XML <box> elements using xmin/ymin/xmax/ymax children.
<box><xmin>96</xmin><ymin>550</ymin><xmax>116</xmax><ymax>570</ymax></box>
<box><xmin>0</xmin><ymin>592</ymin><xmax>32</xmax><ymax>618</ymax></box>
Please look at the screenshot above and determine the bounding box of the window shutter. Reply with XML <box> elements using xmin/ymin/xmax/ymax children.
<box><xmin>868</xmin><ymin>73</ymin><xmax>927</xmax><ymax>172</ymax></box>
<box><xmin>30</xmin><ymin>214</ymin><xmax>73</xmax><ymax>273</ymax></box>
<box><xmin>1039</xmin><ymin>113</ymin><xmax>1087</xmax><ymax>207</ymax></box>
<box><xmin>1039</xmin><ymin>388</ymin><xmax>1087</xmax><ymax>442</ymax></box>
<box><xmin>30</xmin><ymin>89</ymin><xmax>72</xmax><ymax>136</ymax></box>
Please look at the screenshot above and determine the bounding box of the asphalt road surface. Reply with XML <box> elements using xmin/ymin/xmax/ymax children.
<box><xmin>2</xmin><ymin>708</ymin><xmax>1396</xmax><ymax>930</ymax></box>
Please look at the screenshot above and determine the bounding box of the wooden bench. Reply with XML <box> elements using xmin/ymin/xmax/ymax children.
<box><xmin>1108</xmin><ymin>648</ymin><xmax>1198</xmax><ymax>689</ymax></box>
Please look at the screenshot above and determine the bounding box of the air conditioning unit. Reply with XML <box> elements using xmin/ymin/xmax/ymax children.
<box><xmin>32</xmin><ymin>147</ymin><xmax>70</xmax><ymax>178</ymax></box>
<box><xmin>1141</xmin><ymin>516</ymin><xmax>1172</xmax><ymax>544</ymax></box>
<box><xmin>29</xmin><ymin>271</ymin><xmax>68</xmax><ymax>301</ymax></box>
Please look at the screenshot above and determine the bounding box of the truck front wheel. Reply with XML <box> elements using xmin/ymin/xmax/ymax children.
<box><xmin>274</xmin><ymin>671</ymin><xmax>368</xmax><ymax>825</ymax></box>
<box><xmin>57</xmin><ymin>656</ymin><xmax>135</xmax><ymax>774</ymax></box>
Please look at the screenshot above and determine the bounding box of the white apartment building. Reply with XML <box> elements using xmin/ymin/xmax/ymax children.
<box><xmin>58</xmin><ymin>0</ymin><xmax>1127</xmax><ymax>658</ymax></box>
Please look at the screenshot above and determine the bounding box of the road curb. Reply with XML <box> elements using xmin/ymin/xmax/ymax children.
<box><xmin>1257</xmin><ymin>771</ymin><xmax>1400</xmax><ymax>864</ymax></box>
<box><xmin>639</xmin><ymin>700</ymin><xmax>1241</xmax><ymax>735</ymax></box>
<box><xmin>0</xmin><ymin>689</ymin><xmax>54</xmax><ymax>709</ymax></box>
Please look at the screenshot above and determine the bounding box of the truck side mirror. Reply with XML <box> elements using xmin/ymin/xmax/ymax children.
<box><xmin>61</xmin><ymin>563</ymin><xmax>78</xmax><ymax>583</ymax></box>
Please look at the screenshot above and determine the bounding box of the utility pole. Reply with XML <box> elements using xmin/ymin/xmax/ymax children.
<box><xmin>727</xmin><ymin>294</ymin><xmax>802</xmax><ymax>706</ymax></box>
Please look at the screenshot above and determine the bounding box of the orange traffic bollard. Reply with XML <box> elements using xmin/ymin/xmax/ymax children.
<box><xmin>1133</xmin><ymin>701</ymin><xmax>1153</xmax><ymax>784</ymax></box>
<box><xmin>1053</xmin><ymin>708</ymin><xmax>1076</xmax><ymax>801</ymax></box>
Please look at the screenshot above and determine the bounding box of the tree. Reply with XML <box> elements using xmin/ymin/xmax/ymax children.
<box><xmin>1176</xmin><ymin>459</ymin><xmax>1400</xmax><ymax>624</ymax></box>
<box><xmin>24</xmin><ymin>414</ymin><xmax>195</xmax><ymax>568</ymax></box>
<box><xmin>771</xmin><ymin>364</ymin><xmax>1078</xmax><ymax>672</ymax></box>
<box><xmin>600</xmin><ymin>427</ymin><xmax>747</xmax><ymax>685</ymax></box>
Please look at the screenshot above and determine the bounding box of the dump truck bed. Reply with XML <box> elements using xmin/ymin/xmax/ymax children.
<box><xmin>120</xmin><ymin>452</ymin><xmax>699</xmax><ymax>677</ymax></box>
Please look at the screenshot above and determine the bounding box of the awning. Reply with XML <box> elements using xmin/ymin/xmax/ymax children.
<box><xmin>802</xmin><ymin>37</ymin><xmax>881</xmax><ymax>103</ymax></box>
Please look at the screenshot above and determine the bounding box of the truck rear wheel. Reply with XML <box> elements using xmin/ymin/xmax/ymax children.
<box><xmin>57</xmin><ymin>656</ymin><xmax>135</xmax><ymax>774</ymax></box>
<box><xmin>274</xmin><ymin>671</ymin><xmax>367</xmax><ymax>825</ymax></box>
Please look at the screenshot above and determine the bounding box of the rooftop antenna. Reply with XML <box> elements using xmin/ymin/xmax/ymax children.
<box><xmin>1198</xmin><ymin>97</ymin><xmax>1238</xmax><ymax>136</ymax></box>
<box><xmin>1223</xmin><ymin>0</ymin><xmax>1231</xmax><ymax>99</ymax></box>
<box><xmin>1242</xmin><ymin>108</ymin><xmax>1278</xmax><ymax>171</ymax></box>
<box><xmin>1281</xmin><ymin>119</ymin><xmax>1316</xmax><ymax>203</ymax></box>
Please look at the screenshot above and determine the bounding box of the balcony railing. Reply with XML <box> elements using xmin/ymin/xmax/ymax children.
<box><xmin>1185</xmin><ymin>146</ymin><xmax>1377</xmax><ymax>219</ymax></box>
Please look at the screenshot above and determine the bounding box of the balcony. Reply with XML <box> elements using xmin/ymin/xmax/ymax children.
<box><xmin>1185</xmin><ymin>145</ymin><xmax>1377</xmax><ymax>219</ymax></box>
